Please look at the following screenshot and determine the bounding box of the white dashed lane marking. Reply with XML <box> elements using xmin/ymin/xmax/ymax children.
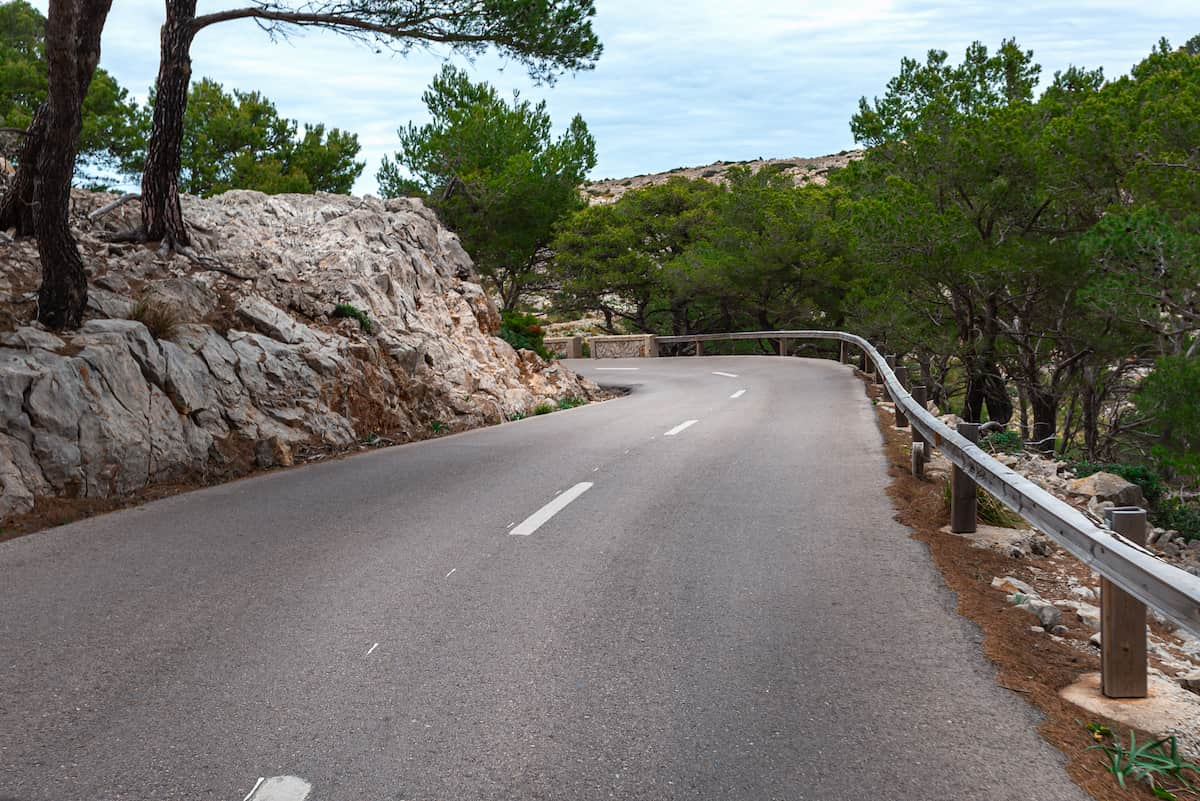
<box><xmin>730</xmin><ymin>389</ymin><xmax>746</xmax><ymax>399</ymax></box>
<box><xmin>510</xmin><ymin>482</ymin><xmax>594</xmax><ymax>537</ymax></box>
<box><xmin>664</xmin><ymin>420</ymin><xmax>699</xmax><ymax>436</ymax></box>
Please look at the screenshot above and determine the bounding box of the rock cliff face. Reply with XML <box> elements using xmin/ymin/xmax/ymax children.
<box><xmin>0</xmin><ymin>190</ymin><xmax>599</xmax><ymax>523</ymax></box>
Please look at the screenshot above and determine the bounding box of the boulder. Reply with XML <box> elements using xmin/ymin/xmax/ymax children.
<box><xmin>1067</xmin><ymin>472</ymin><xmax>1145</xmax><ymax>507</ymax></box>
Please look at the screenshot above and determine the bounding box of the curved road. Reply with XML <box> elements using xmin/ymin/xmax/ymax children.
<box><xmin>0</xmin><ymin>356</ymin><xmax>1088</xmax><ymax>801</ymax></box>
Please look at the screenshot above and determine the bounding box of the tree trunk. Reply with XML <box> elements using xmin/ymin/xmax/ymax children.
<box><xmin>35</xmin><ymin>0</ymin><xmax>113</xmax><ymax>329</ymax></box>
<box><xmin>1029</xmin><ymin>389</ymin><xmax>1057</xmax><ymax>454</ymax></box>
<box><xmin>140</xmin><ymin>0</ymin><xmax>196</xmax><ymax>247</ymax></box>
<box><xmin>0</xmin><ymin>105</ymin><xmax>48</xmax><ymax>236</ymax></box>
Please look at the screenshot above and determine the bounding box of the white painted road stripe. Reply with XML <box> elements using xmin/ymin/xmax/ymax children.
<box><xmin>510</xmin><ymin>482</ymin><xmax>594</xmax><ymax>536</ymax></box>
<box><xmin>595</xmin><ymin>367</ymin><xmax>640</xmax><ymax>371</ymax></box>
<box><xmin>245</xmin><ymin>776</ymin><xmax>311</xmax><ymax>801</ymax></box>
<box><xmin>243</xmin><ymin>778</ymin><xmax>265</xmax><ymax>801</ymax></box>
<box><xmin>366</xmin><ymin>642</ymin><xmax>379</xmax><ymax>656</ymax></box>
<box><xmin>445</xmin><ymin>568</ymin><xmax>457</xmax><ymax>579</ymax></box>
<box><xmin>730</xmin><ymin>389</ymin><xmax>746</xmax><ymax>399</ymax></box>
<box><xmin>664</xmin><ymin>419</ymin><xmax>699</xmax><ymax>436</ymax></box>
<box><xmin>711</xmin><ymin>371</ymin><xmax>739</xmax><ymax>378</ymax></box>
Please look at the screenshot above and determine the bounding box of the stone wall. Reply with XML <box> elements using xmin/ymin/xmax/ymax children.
<box><xmin>589</xmin><ymin>335</ymin><xmax>658</xmax><ymax>359</ymax></box>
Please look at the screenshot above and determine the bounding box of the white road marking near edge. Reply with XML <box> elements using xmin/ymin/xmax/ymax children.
<box><xmin>366</xmin><ymin>642</ymin><xmax>379</xmax><ymax>656</ymax></box>
<box><xmin>510</xmin><ymin>482</ymin><xmax>594</xmax><ymax>537</ymax></box>
<box><xmin>664</xmin><ymin>419</ymin><xmax>699</xmax><ymax>436</ymax></box>
<box><xmin>243</xmin><ymin>778</ymin><xmax>265</xmax><ymax>801</ymax></box>
<box><xmin>730</xmin><ymin>389</ymin><xmax>746</xmax><ymax>399</ymax></box>
<box><xmin>711</xmin><ymin>371</ymin><xmax>739</xmax><ymax>378</ymax></box>
<box><xmin>595</xmin><ymin>367</ymin><xmax>640</xmax><ymax>371</ymax></box>
<box><xmin>445</xmin><ymin>568</ymin><xmax>457</xmax><ymax>579</ymax></box>
<box><xmin>245</xmin><ymin>776</ymin><xmax>311</xmax><ymax>801</ymax></box>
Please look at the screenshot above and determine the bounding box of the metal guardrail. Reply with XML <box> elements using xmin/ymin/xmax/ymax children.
<box><xmin>656</xmin><ymin>329</ymin><xmax>1200</xmax><ymax>639</ymax></box>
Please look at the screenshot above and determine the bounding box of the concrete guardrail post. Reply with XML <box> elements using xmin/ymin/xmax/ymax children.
<box><xmin>1102</xmin><ymin>508</ymin><xmax>1149</xmax><ymax>698</ymax></box>
<box><xmin>951</xmin><ymin>422</ymin><xmax>980</xmax><ymax>533</ymax></box>
<box><xmin>893</xmin><ymin>365</ymin><xmax>910</xmax><ymax>429</ymax></box>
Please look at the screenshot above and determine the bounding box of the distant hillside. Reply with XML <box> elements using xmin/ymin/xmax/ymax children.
<box><xmin>582</xmin><ymin>150</ymin><xmax>863</xmax><ymax>204</ymax></box>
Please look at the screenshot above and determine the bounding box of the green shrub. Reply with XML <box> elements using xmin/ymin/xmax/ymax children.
<box><xmin>533</xmin><ymin>403</ymin><xmax>555</xmax><ymax>416</ymax></box>
<box><xmin>1070</xmin><ymin>461</ymin><xmax>1165</xmax><ymax>504</ymax></box>
<box><xmin>332</xmin><ymin>303</ymin><xmax>373</xmax><ymax>333</ymax></box>
<box><xmin>1152</xmin><ymin>499</ymin><xmax>1200</xmax><ymax>542</ymax></box>
<box><xmin>981</xmin><ymin>430</ymin><xmax>1024</xmax><ymax>455</ymax></box>
<box><xmin>498</xmin><ymin>311</ymin><xmax>550</xmax><ymax>359</ymax></box>
<box><xmin>557</xmin><ymin>396</ymin><xmax>586</xmax><ymax>410</ymax></box>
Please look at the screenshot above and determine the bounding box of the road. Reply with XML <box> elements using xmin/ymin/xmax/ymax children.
<box><xmin>0</xmin><ymin>356</ymin><xmax>1089</xmax><ymax>801</ymax></box>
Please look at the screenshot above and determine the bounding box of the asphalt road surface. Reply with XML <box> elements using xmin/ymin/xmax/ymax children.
<box><xmin>0</xmin><ymin>356</ymin><xmax>1090</xmax><ymax>801</ymax></box>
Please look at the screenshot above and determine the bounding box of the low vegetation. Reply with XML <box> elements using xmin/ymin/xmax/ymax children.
<box><xmin>331</xmin><ymin>303</ymin><xmax>373</xmax><ymax>333</ymax></box>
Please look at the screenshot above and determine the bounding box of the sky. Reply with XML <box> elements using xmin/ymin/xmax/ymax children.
<box><xmin>39</xmin><ymin>1</ymin><xmax>1200</xmax><ymax>195</ymax></box>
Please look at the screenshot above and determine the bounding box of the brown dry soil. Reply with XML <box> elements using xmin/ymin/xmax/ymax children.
<box><xmin>860</xmin><ymin>375</ymin><xmax>1190</xmax><ymax>801</ymax></box>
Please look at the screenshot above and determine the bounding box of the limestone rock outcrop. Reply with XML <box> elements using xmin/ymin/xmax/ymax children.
<box><xmin>0</xmin><ymin>190</ymin><xmax>599</xmax><ymax>522</ymax></box>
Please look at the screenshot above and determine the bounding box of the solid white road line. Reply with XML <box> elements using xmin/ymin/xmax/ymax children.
<box><xmin>711</xmin><ymin>371</ymin><xmax>739</xmax><ymax>378</ymax></box>
<box><xmin>730</xmin><ymin>389</ymin><xmax>746</xmax><ymax>399</ymax></box>
<box><xmin>595</xmin><ymin>367</ymin><xmax>640</xmax><ymax>371</ymax></box>
<box><xmin>366</xmin><ymin>642</ymin><xmax>379</xmax><ymax>656</ymax></box>
<box><xmin>445</xmin><ymin>568</ymin><xmax>457</xmax><ymax>579</ymax></box>
<box><xmin>510</xmin><ymin>482</ymin><xmax>594</xmax><ymax>536</ymax></box>
<box><xmin>664</xmin><ymin>419</ymin><xmax>699</xmax><ymax>436</ymax></box>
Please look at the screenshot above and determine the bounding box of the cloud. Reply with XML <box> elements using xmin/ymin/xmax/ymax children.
<box><xmin>30</xmin><ymin>0</ymin><xmax>1200</xmax><ymax>193</ymax></box>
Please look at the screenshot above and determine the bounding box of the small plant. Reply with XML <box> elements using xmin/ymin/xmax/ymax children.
<box><xmin>533</xmin><ymin>402</ymin><xmax>555</xmax><ymax>416</ymax></box>
<box><xmin>332</xmin><ymin>302</ymin><xmax>373</xmax><ymax>333</ymax></box>
<box><xmin>127</xmin><ymin>300</ymin><xmax>180</xmax><ymax>340</ymax></box>
<box><xmin>941</xmin><ymin>480</ymin><xmax>1026</xmax><ymax>529</ymax></box>
<box><xmin>981</xmin><ymin>429</ymin><xmax>1024</xmax><ymax>455</ymax></box>
<box><xmin>1153</xmin><ymin>499</ymin><xmax>1200</xmax><ymax>542</ymax></box>
<box><xmin>498</xmin><ymin>311</ymin><xmax>551</xmax><ymax>359</ymax></box>
<box><xmin>1089</xmin><ymin>727</ymin><xmax>1199</xmax><ymax>799</ymax></box>
<box><xmin>507</xmin><ymin>410</ymin><xmax>527</xmax><ymax>422</ymax></box>
<box><xmin>429</xmin><ymin>419</ymin><xmax>444</xmax><ymax>434</ymax></box>
<box><xmin>557</xmin><ymin>396</ymin><xmax>586</xmax><ymax>410</ymax></box>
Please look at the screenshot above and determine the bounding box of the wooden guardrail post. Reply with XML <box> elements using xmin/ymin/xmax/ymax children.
<box><xmin>860</xmin><ymin>349</ymin><xmax>869</xmax><ymax>374</ymax></box>
<box><xmin>694</xmin><ymin>339</ymin><xmax>703</xmax><ymax>357</ymax></box>
<box><xmin>951</xmin><ymin>422</ymin><xmax>980</xmax><ymax>533</ymax></box>
<box><xmin>911</xmin><ymin>385</ymin><xmax>928</xmax><ymax>479</ymax></box>
<box><xmin>893</xmin><ymin>365</ymin><xmax>910</xmax><ymax>429</ymax></box>
<box><xmin>839</xmin><ymin>341</ymin><xmax>849</xmax><ymax>364</ymax></box>
<box><xmin>778</xmin><ymin>338</ymin><xmax>787</xmax><ymax>356</ymax></box>
<box><xmin>1102</xmin><ymin>508</ymin><xmax>1149</xmax><ymax>698</ymax></box>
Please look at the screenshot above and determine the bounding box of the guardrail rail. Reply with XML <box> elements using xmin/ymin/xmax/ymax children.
<box><xmin>651</xmin><ymin>329</ymin><xmax>1200</xmax><ymax>698</ymax></box>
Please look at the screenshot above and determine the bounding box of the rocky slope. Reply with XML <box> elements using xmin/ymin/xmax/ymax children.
<box><xmin>582</xmin><ymin>150</ymin><xmax>862</xmax><ymax>205</ymax></box>
<box><xmin>0</xmin><ymin>190</ymin><xmax>599</xmax><ymax>523</ymax></box>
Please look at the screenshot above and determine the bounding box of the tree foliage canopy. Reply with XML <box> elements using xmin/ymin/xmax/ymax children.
<box><xmin>378</xmin><ymin>64</ymin><xmax>595</xmax><ymax>308</ymax></box>
<box><xmin>123</xmin><ymin>78</ymin><xmax>364</xmax><ymax>197</ymax></box>
<box><xmin>0</xmin><ymin>0</ymin><xmax>141</xmax><ymax>179</ymax></box>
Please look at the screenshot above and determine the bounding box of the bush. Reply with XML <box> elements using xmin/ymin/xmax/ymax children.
<box><xmin>498</xmin><ymin>311</ymin><xmax>550</xmax><ymax>359</ymax></box>
<box><xmin>332</xmin><ymin>303</ymin><xmax>373</xmax><ymax>333</ymax></box>
<box><xmin>981</xmin><ymin>430</ymin><xmax>1024</xmax><ymax>455</ymax></box>
<box><xmin>1152</xmin><ymin>499</ymin><xmax>1200</xmax><ymax>542</ymax></box>
<box><xmin>557</xmin><ymin>396</ymin><xmax>586</xmax><ymax>410</ymax></box>
<box><xmin>1070</xmin><ymin>461</ymin><xmax>1165</xmax><ymax>504</ymax></box>
<box><xmin>127</xmin><ymin>300</ymin><xmax>180</xmax><ymax>340</ymax></box>
<box><xmin>532</xmin><ymin>402</ymin><xmax>555</xmax><ymax>415</ymax></box>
